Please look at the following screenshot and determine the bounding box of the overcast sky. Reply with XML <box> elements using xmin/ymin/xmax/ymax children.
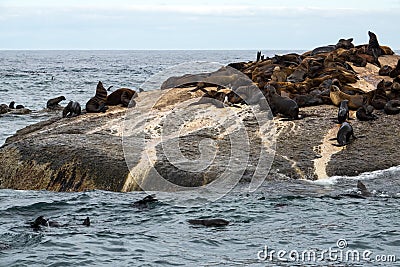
<box><xmin>0</xmin><ymin>0</ymin><xmax>398</xmax><ymax>50</ymax></box>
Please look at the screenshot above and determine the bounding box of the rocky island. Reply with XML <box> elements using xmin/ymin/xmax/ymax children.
<box><xmin>1</xmin><ymin>32</ymin><xmax>400</xmax><ymax>192</ymax></box>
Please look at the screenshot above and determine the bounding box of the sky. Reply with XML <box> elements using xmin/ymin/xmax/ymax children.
<box><xmin>0</xmin><ymin>0</ymin><xmax>399</xmax><ymax>50</ymax></box>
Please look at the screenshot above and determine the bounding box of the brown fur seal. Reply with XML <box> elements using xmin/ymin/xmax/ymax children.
<box><xmin>367</xmin><ymin>31</ymin><xmax>382</xmax><ymax>67</ymax></box>
<box><xmin>47</xmin><ymin>96</ymin><xmax>66</xmax><ymax>109</ymax></box>
<box><xmin>379</xmin><ymin>65</ymin><xmax>393</xmax><ymax>76</ymax></box>
<box><xmin>9</xmin><ymin>101</ymin><xmax>25</xmax><ymax>109</ymax></box>
<box><xmin>0</xmin><ymin>104</ymin><xmax>9</xmax><ymax>114</ymax></box>
<box><xmin>384</xmin><ymin>100</ymin><xmax>400</xmax><ymax>115</ymax></box>
<box><xmin>356</xmin><ymin>105</ymin><xmax>378</xmax><ymax>121</ymax></box>
<box><xmin>332</xmin><ymin>122</ymin><xmax>357</xmax><ymax>146</ymax></box>
<box><xmin>338</xmin><ymin>100</ymin><xmax>349</xmax><ymax>124</ymax></box>
<box><xmin>335</xmin><ymin>38</ymin><xmax>354</xmax><ymax>49</ymax></box>
<box><xmin>329</xmin><ymin>85</ymin><xmax>364</xmax><ymax>110</ymax></box>
<box><xmin>266</xmin><ymin>85</ymin><xmax>300</xmax><ymax>120</ymax></box>
<box><xmin>86</xmin><ymin>81</ymin><xmax>108</xmax><ymax>113</ymax></box>
<box><xmin>389</xmin><ymin>59</ymin><xmax>400</xmax><ymax>78</ymax></box>
<box><xmin>106</xmin><ymin>88</ymin><xmax>138</xmax><ymax>107</ymax></box>
<box><xmin>63</xmin><ymin>101</ymin><xmax>81</xmax><ymax>118</ymax></box>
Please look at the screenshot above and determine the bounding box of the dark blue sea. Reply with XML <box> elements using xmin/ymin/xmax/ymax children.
<box><xmin>0</xmin><ymin>51</ymin><xmax>399</xmax><ymax>266</ymax></box>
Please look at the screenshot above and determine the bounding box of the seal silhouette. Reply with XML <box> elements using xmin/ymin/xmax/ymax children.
<box><xmin>187</xmin><ymin>219</ymin><xmax>229</xmax><ymax>227</ymax></box>
<box><xmin>86</xmin><ymin>81</ymin><xmax>108</xmax><ymax>113</ymax></box>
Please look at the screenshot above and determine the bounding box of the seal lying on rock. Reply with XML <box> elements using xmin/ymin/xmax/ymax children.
<box><xmin>0</xmin><ymin>104</ymin><xmax>9</xmax><ymax>114</ymax></box>
<box><xmin>62</xmin><ymin>101</ymin><xmax>82</xmax><ymax>118</ymax></box>
<box><xmin>389</xmin><ymin>59</ymin><xmax>400</xmax><ymax>78</ymax></box>
<box><xmin>187</xmin><ymin>219</ymin><xmax>229</xmax><ymax>227</ymax></box>
<box><xmin>384</xmin><ymin>100</ymin><xmax>400</xmax><ymax>115</ymax></box>
<box><xmin>106</xmin><ymin>88</ymin><xmax>138</xmax><ymax>107</ymax></box>
<box><xmin>356</xmin><ymin>105</ymin><xmax>378</xmax><ymax>121</ymax></box>
<box><xmin>86</xmin><ymin>81</ymin><xmax>108</xmax><ymax>113</ymax></box>
<box><xmin>329</xmin><ymin>84</ymin><xmax>364</xmax><ymax>110</ymax></box>
<box><xmin>46</xmin><ymin>96</ymin><xmax>66</xmax><ymax>109</ymax></box>
<box><xmin>8</xmin><ymin>101</ymin><xmax>31</xmax><ymax>114</ymax></box>
<box><xmin>379</xmin><ymin>65</ymin><xmax>393</xmax><ymax>76</ymax></box>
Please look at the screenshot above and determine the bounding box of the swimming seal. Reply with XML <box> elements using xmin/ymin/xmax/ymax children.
<box><xmin>83</xmin><ymin>217</ymin><xmax>90</xmax><ymax>226</ymax></box>
<box><xmin>133</xmin><ymin>195</ymin><xmax>158</xmax><ymax>209</ymax></box>
<box><xmin>106</xmin><ymin>88</ymin><xmax>138</xmax><ymax>107</ymax></box>
<box><xmin>62</xmin><ymin>101</ymin><xmax>82</xmax><ymax>118</ymax></box>
<box><xmin>30</xmin><ymin>216</ymin><xmax>61</xmax><ymax>230</ymax></box>
<box><xmin>337</xmin><ymin>100</ymin><xmax>349</xmax><ymax>124</ymax></box>
<box><xmin>47</xmin><ymin>96</ymin><xmax>66</xmax><ymax>109</ymax></box>
<box><xmin>266</xmin><ymin>85</ymin><xmax>300</xmax><ymax>120</ymax></box>
<box><xmin>356</xmin><ymin>105</ymin><xmax>378</xmax><ymax>121</ymax></box>
<box><xmin>9</xmin><ymin>101</ymin><xmax>24</xmax><ymax>109</ymax></box>
<box><xmin>384</xmin><ymin>100</ymin><xmax>400</xmax><ymax>115</ymax></box>
<box><xmin>333</xmin><ymin>122</ymin><xmax>357</xmax><ymax>146</ymax></box>
<box><xmin>187</xmin><ymin>219</ymin><xmax>229</xmax><ymax>227</ymax></box>
<box><xmin>86</xmin><ymin>81</ymin><xmax>108</xmax><ymax>113</ymax></box>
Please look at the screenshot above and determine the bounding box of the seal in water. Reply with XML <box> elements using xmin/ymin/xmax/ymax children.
<box><xmin>337</xmin><ymin>100</ymin><xmax>349</xmax><ymax>124</ymax></box>
<box><xmin>332</xmin><ymin>122</ymin><xmax>357</xmax><ymax>146</ymax></box>
<box><xmin>30</xmin><ymin>216</ymin><xmax>61</xmax><ymax>230</ymax></box>
<box><xmin>106</xmin><ymin>88</ymin><xmax>138</xmax><ymax>107</ymax></box>
<box><xmin>133</xmin><ymin>195</ymin><xmax>158</xmax><ymax>209</ymax></box>
<box><xmin>86</xmin><ymin>81</ymin><xmax>108</xmax><ymax>113</ymax></box>
<box><xmin>266</xmin><ymin>85</ymin><xmax>301</xmax><ymax>120</ymax></box>
<box><xmin>9</xmin><ymin>101</ymin><xmax>25</xmax><ymax>109</ymax></box>
<box><xmin>357</xmin><ymin>181</ymin><xmax>372</xmax><ymax>197</ymax></box>
<box><xmin>187</xmin><ymin>219</ymin><xmax>229</xmax><ymax>227</ymax></box>
<box><xmin>62</xmin><ymin>101</ymin><xmax>82</xmax><ymax>118</ymax></box>
<box><xmin>46</xmin><ymin>96</ymin><xmax>66</xmax><ymax>109</ymax></box>
<box><xmin>83</xmin><ymin>217</ymin><xmax>90</xmax><ymax>226</ymax></box>
<box><xmin>356</xmin><ymin>105</ymin><xmax>378</xmax><ymax>121</ymax></box>
<box><xmin>384</xmin><ymin>100</ymin><xmax>400</xmax><ymax>115</ymax></box>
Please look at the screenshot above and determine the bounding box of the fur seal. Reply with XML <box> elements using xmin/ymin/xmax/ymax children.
<box><xmin>356</xmin><ymin>105</ymin><xmax>378</xmax><ymax>121</ymax></box>
<box><xmin>335</xmin><ymin>38</ymin><xmax>354</xmax><ymax>49</ymax></box>
<box><xmin>333</xmin><ymin>122</ymin><xmax>357</xmax><ymax>146</ymax></box>
<box><xmin>46</xmin><ymin>96</ymin><xmax>66</xmax><ymax>109</ymax></box>
<box><xmin>389</xmin><ymin>59</ymin><xmax>400</xmax><ymax>78</ymax></box>
<box><xmin>83</xmin><ymin>217</ymin><xmax>90</xmax><ymax>226</ymax></box>
<box><xmin>30</xmin><ymin>216</ymin><xmax>61</xmax><ymax>230</ymax></box>
<box><xmin>384</xmin><ymin>100</ymin><xmax>400</xmax><ymax>115</ymax></box>
<box><xmin>0</xmin><ymin>104</ymin><xmax>9</xmax><ymax>114</ymax></box>
<box><xmin>9</xmin><ymin>101</ymin><xmax>24</xmax><ymax>109</ymax></box>
<box><xmin>311</xmin><ymin>45</ymin><xmax>336</xmax><ymax>56</ymax></box>
<box><xmin>106</xmin><ymin>88</ymin><xmax>138</xmax><ymax>107</ymax></box>
<box><xmin>187</xmin><ymin>219</ymin><xmax>229</xmax><ymax>227</ymax></box>
<box><xmin>86</xmin><ymin>81</ymin><xmax>108</xmax><ymax>113</ymax></box>
<box><xmin>338</xmin><ymin>100</ymin><xmax>349</xmax><ymax>124</ymax></box>
<box><xmin>379</xmin><ymin>65</ymin><xmax>393</xmax><ymax>76</ymax></box>
<box><xmin>367</xmin><ymin>31</ymin><xmax>382</xmax><ymax>67</ymax></box>
<box><xmin>133</xmin><ymin>195</ymin><xmax>158</xmax><ymax>209</ymax></box>
<box><xmin>329</xmin><ymin>84</ymin><xmax>364</xmax><ymax>110</ymax></box>
<box><xmin>62</xmin><ymin>101</ymin><xmax>82</xmax><ymax>118</ymax></box>
<box><xmin>357</xmin><ymin>181</ymin><xmax>372</xmax><ymax>197</ymax></box>
<box><xmin>266</xmin><ymin>85</ymin><xmax>300</xmax><ymax>120</ymax></box>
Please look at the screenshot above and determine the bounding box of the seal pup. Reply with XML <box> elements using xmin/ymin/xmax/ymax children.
<box><xmin>384</xmin><ymin>100</ymin><xmax>400</xmax><ymax>115</ymax></box>
<box><xmin>332</xmin><ymin>122</ymin><xmax>357</xmax><ymax>146</ymax></box>
<box><xmin>337</xmin><ymin>100</ymin><xmax>349</xmax><ymax>124</ymax></box>
<box><xmin>187</xmin><ymin>219</ymin><xmax>229</xmax><ymax>227</ymax></box>
<box><xmin>379</xmin><ymin>65</ymin><xmax>393</xmax><ymax>76</ymax></box>
<box><xmin>106</xmin><ymin>88</ymin><xmax>138</xmax><ymax>107</ymax></box>
<box><xmin>46</xmin><ymin>96</ymin><xmax>66</xmax><ymax>109</ymax></box>
<box><xmin>62</xmin><ymin>101</ymin><xmax>82</xmax><ymax>118</ymax></box>
<box><xmin>86</xmin><ymin>81</ymin><xmax>108</xmax><ymax>113</ymax></box>
<box><xmin>356</xmin><ymin>105</ymin><xmax>378</xmax><ymax>121</ymax></box>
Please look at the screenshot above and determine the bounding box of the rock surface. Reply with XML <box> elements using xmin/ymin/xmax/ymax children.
<box><xmin>1</xmin><ymin>56</ymin><xmax>400</xmax><ymax>192</ymax></box>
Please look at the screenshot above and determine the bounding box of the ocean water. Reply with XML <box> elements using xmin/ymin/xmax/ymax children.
<box><xmin>0</xmin><ymin>51</ymin><xmax>399</xmax><ymax>266</ymax></box>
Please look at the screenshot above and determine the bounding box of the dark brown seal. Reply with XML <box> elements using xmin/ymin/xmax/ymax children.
<box><xmin>187</xmin><ymin>219</ymin><xmax>229</xmax><ymax>227</ymax></box>
<box><xmin>266</xmin><ymin>85</ymin><xmax>300</xmax><ymax>120</ymax></box>
<box><xmin>47</xmin><ymin>96</ymin><xmax>66</xmax><ymax>109</ymax></box>
<box><xmin>62</xmin><ymin>101</ymin><xmax>81</xmax><ymax>118</ymax></box>
<box><xmin>106</xmin><ymin>88</ymin><xmax>138</xmax><ymax>107</ymax></box>
<box><xmin>86</xmin><ymin>81</ymin><xmax>108</xmax><ymax>113</ymax></box>
<box><xmin>384</xmin><ymin>100</ymin><xmax>400</xmax><ymax>115</ymax></box>
<box><xmin>356</xmin><ymin>105</ymin><xmax>378</xmax><ymax>121</ymax></box>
